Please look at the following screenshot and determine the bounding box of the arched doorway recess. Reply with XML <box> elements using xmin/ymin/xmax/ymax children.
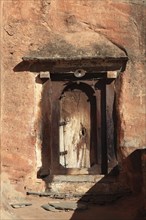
<box><xmin>59</xmin><ymin>83</ymin><xmax>98</xmax><ymax>171</ymax></box>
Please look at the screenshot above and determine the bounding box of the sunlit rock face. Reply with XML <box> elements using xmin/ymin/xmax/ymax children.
<box><xmin>1</xmin><ymin>0</ymin><xmax>146</xmax><ymax>197</ymax></box>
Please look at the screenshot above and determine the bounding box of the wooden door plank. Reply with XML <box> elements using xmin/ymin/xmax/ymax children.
<box><xmin>106</xmin><ymin>81</ymin><xmax>117</xmax><ymax>172</ymax></box>
<box><xmin>59</xmin><ymin>90</ymin><xmax>90</xmax><ymax>169</ymax></box>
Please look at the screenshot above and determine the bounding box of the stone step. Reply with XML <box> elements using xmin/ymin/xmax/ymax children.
<box><xmin>51</xmin><ymin>175</ymin><xmax>104</xmax><ymax>183</ymax></box>
<box><xmin>47</xmin><ymin>175</ymin><xmax>128</xmax><ymax>194</ymax></box>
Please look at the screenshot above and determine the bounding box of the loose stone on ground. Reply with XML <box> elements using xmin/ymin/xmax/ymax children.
<box><xmin>42</xmin><ymin>201</ymin><xmax>88</xmax><ymax>211</ymax></box>
<box><xmin>11</xmin><ymin>203</ymin><xmax>32</xmax><ymax>208</ymax></box>
<box><xmin>41</xmin><ymin>204</ymin><xmax>60</xmax><ymax>212</ymax></box>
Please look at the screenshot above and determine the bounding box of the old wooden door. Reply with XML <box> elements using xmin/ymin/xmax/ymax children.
<box><xmin>59</xmin><ymin>89</ymin><xmax>90</xmax><ymax>169</ymax></box>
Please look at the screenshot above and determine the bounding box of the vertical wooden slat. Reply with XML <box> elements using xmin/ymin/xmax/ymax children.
<box><xmin>48</xmin><ymin>80</ymin><xmax>53</xmax><ymax>174</ymax></box>
<box><xmin>51</xmin><ymin>82</ymin><xmax>63</xmax><ymax>172</ymax></box>
<box><xmin>106</xmin><ymin>81</ymin><xmax>117</xmax><ymax>172</ymax></box>
<box><xmin>95</xmin><ymin>88</ymin><xmax>101</xmax><ymax>172</ymax></box>
<box><xmin>101</xmin><ymin>81</ymin><xmax>107</xmax><ymax>174</ymax></box>
<box><xmin>90</xmin><ymin>94</ymin><xmax>97</xmax><ymax>166</ymax></box>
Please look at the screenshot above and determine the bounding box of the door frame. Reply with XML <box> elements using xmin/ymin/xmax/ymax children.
<box><xmin>50</xmin><ymin>81</ymin><xmax>100</xmax><ymax>175</ymax></box>
<box><xmin>49</xmin><ymin>79</ymin><xmax>117</xmax><ymax>175</ymax></box>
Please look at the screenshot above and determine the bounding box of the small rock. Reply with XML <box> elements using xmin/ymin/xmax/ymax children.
<box><xmin>49</xmin><ymin>201</ymin><xmax>88</xmax><ymax>211</ymax></box>
<box><xmin>41</xmin><ymin>204</ymin><xmax>60</xmax><ymax>212</ymax></box>
<box><xmin>54</xmin><ymin>195</ymin><xmax>65</xmax><ymax>199</ymax></box>
<box><xmin>11</xmin><ymin>203</ymin><xmax>32</xmax><ymax>208</ymax></box>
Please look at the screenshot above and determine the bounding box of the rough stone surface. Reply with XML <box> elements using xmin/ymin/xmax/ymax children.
<box><xmin>142</xmin><ymin>150</ymin><xmax>146</xmax><ymax>210</ymax></box>
<box><xmin>1</xmin><ymin>0</ymin><xmax>146</xmax><ymax>217</ymax></box>
<box><xmin>52</xmin><ymin>175</ymin><xmax>104</xmax><ymax>182</ymax></box>
<box><xmin>49</xmin><ymin>179</ymin><xmax>129</xmax><ymax>194</ymax></box>
<box><xmin>48</xmin><ymin>201</ymin><xmax>88</xmax><ymax>211</ymax></box>
<box><xmin>11</xmin><ymin>203</ymin><xmax>32</xmax><ymax>209</ymax></box>
<box><xmin>41</xmin><ymin>204</ymin><xmax>60</xmax><ymax>212</ymax></box>
<box><xmin>42</xmin><ymin>202</ymin><xmax>88</xmax><ymax>212</ymax></box>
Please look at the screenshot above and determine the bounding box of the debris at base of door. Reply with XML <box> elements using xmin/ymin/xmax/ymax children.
<box><xmin>11</xmin><ymin>203</ymin><xmax>32</xmax><ymax>208</ymax></box>
<box><xmin>41</xmin><ymin>201</ymin><xmax>88</xmax><ymax>212</ymax></box>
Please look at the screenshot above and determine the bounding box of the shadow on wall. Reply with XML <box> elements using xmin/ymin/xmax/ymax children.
<box><xmin>69</xmin><ymin>149</ymin><xmax>145</xmax><ymax>220</ymax></box>
<box><xmin>35</xmin><ymin>76</ymin><xmax>53</xmax><ymax>187</ymax></box>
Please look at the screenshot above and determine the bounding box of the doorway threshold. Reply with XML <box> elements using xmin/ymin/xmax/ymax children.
<box><xmin>47</xmin><ymin>174</ymin><xmax>121</xmax><ymax>194</ymax></box>
<box><xmin>51</xmin><ymin>174</ymin><xmax>104</xmax><ymax>183</ymax></box>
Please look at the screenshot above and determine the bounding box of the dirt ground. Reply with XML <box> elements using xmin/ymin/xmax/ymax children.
<box><xmin>4</xmin><ymin>193</ymin><xmax>144</xmax><ymax>220</ymax></box>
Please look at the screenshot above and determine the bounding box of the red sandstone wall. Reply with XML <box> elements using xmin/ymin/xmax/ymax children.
<box><xmin>1</xmin><ymin>0</ymin><xmax>146</xmax><ymax>193</ymax></box>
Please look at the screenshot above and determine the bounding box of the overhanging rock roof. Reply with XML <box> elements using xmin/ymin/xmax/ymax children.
<box><xmin>23</xmin><ymin>32</ymin><xmax>128</xmax><ymax>59</ymax></box>
<box><xmin>22</xmin><ymin>33</ymin><xmax>128</xmax><ymax>72</ymax></box>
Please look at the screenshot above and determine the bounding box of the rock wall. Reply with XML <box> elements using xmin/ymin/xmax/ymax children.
<box><xmin>1</xmin><ymin>0</ymin><xmax>146</xmax><ymax>194</ymax></box>
<box><xmin>142</xmin><ymin>150</ymin><xmax>146</xmax><ymax>211</ymax></box>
